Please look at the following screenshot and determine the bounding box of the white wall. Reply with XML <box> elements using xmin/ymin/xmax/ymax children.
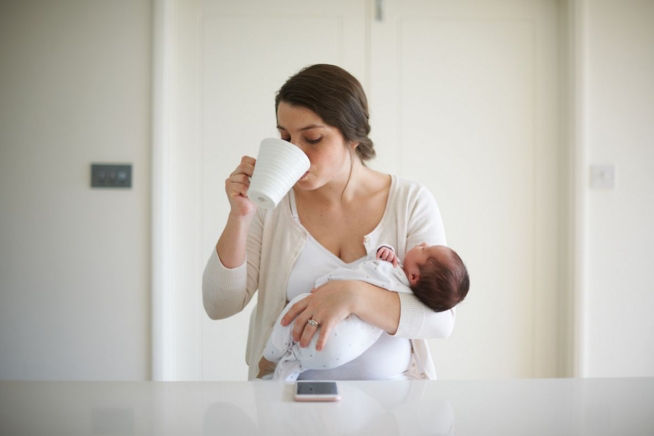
<box><xmin>1</xmin><ymin>0</ymin><xmax>653</xmax><ymax>381</ymax></box>
<box><xmin>581</xmin><ymin>0</ymin><xmax>654</xmax><ymax>376</ymax></box>
<box><xmin>0</xmin><ymin>0</ymin><xmax>151</xmax><ymax>380</ymax></box>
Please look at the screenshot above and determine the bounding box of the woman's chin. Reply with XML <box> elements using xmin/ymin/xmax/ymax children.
<box><xmin>295</xmin><ymin>175</ymin><xmax>313</xmax><ymax>189</ymax></box>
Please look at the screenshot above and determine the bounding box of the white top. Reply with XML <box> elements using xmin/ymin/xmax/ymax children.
<box><xmin>285</xmin><ymin>196</ymin><xmax>412</xmax><ymax>379</ymax></box>
<box><xmin>203</xmin><ymin>175</ymin><xmax>455</xmax><ymax>379</ymax></box>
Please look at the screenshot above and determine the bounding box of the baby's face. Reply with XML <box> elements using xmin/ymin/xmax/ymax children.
<box><xmin>403</xmin><ymin>243</ymin><xmax>451</xmax><ymax>285</ymax></box>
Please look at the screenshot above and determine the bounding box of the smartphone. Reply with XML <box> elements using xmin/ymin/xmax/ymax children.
<box><xmin>294</xmin><ymin>381</ymin><xmax>341</xmax><ymax>402</ymax></box>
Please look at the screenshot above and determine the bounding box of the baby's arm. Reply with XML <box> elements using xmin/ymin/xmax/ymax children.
<box><xmin>376</xmin><ymin>244</ymin><xmax>399</xmax><ymax>267</ymax></box>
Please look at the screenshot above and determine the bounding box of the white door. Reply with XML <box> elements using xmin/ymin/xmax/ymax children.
<box><xmin>369</xmin><ymin>0</ymin><xmax>567</xmax><ymax>378</ymax></box>
<box><xmin>156</xmin><ymin>0</ymin><xmax>568</xmax><ymax>380</ymax></box>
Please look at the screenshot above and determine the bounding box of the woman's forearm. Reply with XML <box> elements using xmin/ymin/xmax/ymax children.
<box><xmin>216</xmin><ymin>213</ymin><xmax>253</xmax><ymax>268</ymax></box>
<box><xmin>351</xmin><ymin>281</ymin><xmax>401</xmax><ymax>335</ymax></box>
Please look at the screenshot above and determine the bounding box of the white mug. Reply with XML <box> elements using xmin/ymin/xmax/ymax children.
<box><xmin>248</xmin><ymin>138</ymin><xmax>310</xmax><ymax>209</ymax></box>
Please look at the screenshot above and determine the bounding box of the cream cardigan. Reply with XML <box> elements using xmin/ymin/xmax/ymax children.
<box><xmin>203</xmin><ymin>176</ymin><xmax>455</xmax><ymax>380</ymax></box>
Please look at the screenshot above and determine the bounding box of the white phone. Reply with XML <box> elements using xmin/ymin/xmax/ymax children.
<box><xmin>294</xmin><ymin>381</ymin><xmax>341</xmax><ymax>402</ymax></box>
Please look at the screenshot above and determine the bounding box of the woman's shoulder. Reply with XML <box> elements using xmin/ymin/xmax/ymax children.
<box><xmin>392</xmin><ymin>175</ymin><xmax>428</xmax><ymax>190</ymax></box>
<box><xmin>389</xmin><ymin>175</ymin><xmax>436</xmax><ymax>205</ymax></box>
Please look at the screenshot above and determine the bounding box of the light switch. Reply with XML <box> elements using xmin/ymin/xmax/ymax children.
<box><xmin>91</xmin><ymin>164</ymin><xmax>132</xmax><ymax>188</ymax></box>
<box><xmin>590</xmin><ymin>164</ymin><xmax>615</xmax><ymax>190</ymax></box>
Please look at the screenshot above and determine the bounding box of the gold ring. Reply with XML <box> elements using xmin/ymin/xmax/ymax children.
<box><xmin>307</xmin><ymin>319</ymin><xmax>320</xmax><ymax>328</ymax></box>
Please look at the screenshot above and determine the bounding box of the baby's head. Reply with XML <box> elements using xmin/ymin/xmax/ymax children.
<box><xmin>403</xmin><ymin>243</ymin><xmax>469</xmax><ymax>312</ymax></box>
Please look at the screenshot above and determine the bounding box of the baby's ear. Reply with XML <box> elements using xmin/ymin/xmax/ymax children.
<box><xmin>409</xmin><ymin>272</ymin><xmax>420</xmax><ymax>286</ymax></box>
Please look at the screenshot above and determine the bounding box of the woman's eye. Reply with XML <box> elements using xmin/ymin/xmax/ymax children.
<box><xmin>306</xmin><ymin>137</ymin><xmax>322</xmax><ymax>145</ymax></box>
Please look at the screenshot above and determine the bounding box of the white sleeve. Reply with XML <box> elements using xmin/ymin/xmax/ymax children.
<box><xmin>394</xmin><ymin>295</ymin><xmax>455</xmax><ymax>338</ymax></box>
<box><xmin>202</xmin><ymin>209</ymin><xmax>264</xmax><ymax>320</ymax></box>
<box><xmin>405</xmin><ymin>184</ymin><xmax>446</xmax><ymax>249</ymax></box>
<box><xmin>395</xmin><ymin>183</ymin><xmax>454</xmax><ymax>339</ymax></box>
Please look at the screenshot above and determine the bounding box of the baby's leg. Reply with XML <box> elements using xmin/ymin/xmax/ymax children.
<box><xmin>291</xmin><ymin>313</ymin><xmax>384</xmax><ymax>371</ymax></box>
<box><xmin>265</xmin><ymin>292</ymin><xmax>384</xmax><ymax>380</ymax></box>
<box><xmin>273</xmin><ymin>314</ymin><xmax>384</xmax><ymax>381</ymax></box>
<box><xmin>263</xmin><ymin>293</ymin><xmax>310</xmax><ymax>363</ymax></box>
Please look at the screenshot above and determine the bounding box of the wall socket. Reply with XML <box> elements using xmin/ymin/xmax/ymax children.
<box><xmin>91</xmin><ymin>164</ymin><xmax>132</xmax><ymax>188</ymax></box>
<box><xmin>589</xmin><ymin>164</ymin><xmax>615</xmax><ymax>190</ymax></box>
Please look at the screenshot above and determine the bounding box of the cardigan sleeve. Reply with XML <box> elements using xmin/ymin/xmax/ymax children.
<box><xmin>405</xmin><ymin>184</ymin><xmax>446</xmax><ymax>249</ymax></box>
<box><xmin>393</xmin><ymin>181</ymin><xmax>455</xmax><ymax>339</ymax></box>
<box><xmin>202</xmin><ymin>208</ymin><xmax>265</xmax><ymax>320</ymax></box>
<box><xmin>394</xmin><ymin>294</ymin><xmax>455</xmax><ymax>338</ymax></box>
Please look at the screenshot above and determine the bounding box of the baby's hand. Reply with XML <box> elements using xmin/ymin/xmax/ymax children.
<box><xmin>376</xmin><ymin>246</ymin><xmax>398</xmax><ymax>267</ymax></box>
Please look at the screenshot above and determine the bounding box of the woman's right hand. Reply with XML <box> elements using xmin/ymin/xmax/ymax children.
<box><xmin>225</xmin><ymin>156</ymin><xmax>257</xmax><ymax>218</ymax></box>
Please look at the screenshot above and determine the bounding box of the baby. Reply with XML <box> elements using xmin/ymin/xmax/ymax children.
<box><xmin>262</xmin><ymin>243</ymin><xmax>470</xmax><ymax>380</ymax></box>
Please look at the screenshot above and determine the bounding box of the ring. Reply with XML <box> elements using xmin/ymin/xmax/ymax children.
<box><xmin>307</xmin><ymin>319</ymin><xmax>320</xmax><ymax>328</ymax></box>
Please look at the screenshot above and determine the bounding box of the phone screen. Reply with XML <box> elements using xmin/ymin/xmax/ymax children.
<box><xmin>294</xmin><ymin>381</ymin><xmax>340</xmax><ymax>402</ymax></box>
<box><xmin>296</xmin><ymin>381</ymin><xmax>338</xmax><ymax>395</ymax></box>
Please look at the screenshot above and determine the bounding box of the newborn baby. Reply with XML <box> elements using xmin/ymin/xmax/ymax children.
<box><xmin>262</xmin><ymin>243</ymin><xmax>469</xmax><ymax>380</ymax></box>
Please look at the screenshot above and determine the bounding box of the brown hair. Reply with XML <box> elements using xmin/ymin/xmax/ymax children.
<box><xmin>275</xmin><ymin>64</ymin><xmax>375</xmax><ymax>162</ymax></box>
<box><xmin>411</xmin><ymin>248</ymin><xmax>470</xmax><ymax>312</ymax></box>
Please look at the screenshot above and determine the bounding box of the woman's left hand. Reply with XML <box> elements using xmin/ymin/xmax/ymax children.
<box><xmin>280</xmin><ymin>280</ymin><xmax>358</xmax><ymax>351</ymax></box>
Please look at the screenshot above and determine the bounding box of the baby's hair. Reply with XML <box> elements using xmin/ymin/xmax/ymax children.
<box><xmin>411</xmin><ymin>248</ymin><xmax>469</xmax><ymax>312</ymax></box>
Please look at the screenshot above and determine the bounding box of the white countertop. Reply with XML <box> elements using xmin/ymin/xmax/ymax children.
<box><xmin>1</xmin><ymin>378</ymin><xmax>653</xmax><ymax>435</ymax></box>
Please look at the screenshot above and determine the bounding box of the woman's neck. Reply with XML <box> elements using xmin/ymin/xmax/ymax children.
<box><xmin>297</xmin><ymin>155</ymin><xmax>371</xmax><ymax>207</ymax></box>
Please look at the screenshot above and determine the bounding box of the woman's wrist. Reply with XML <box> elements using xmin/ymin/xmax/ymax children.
<box><xmin>227</xmin><ymin>209</ymin><xmax>255</xmax><ymax>223</ymax></box>
<box><xmin>343</xmin><ymin>280</ymin><xmax>365</xmax><ymax>314</ymax></box>
<box><xmin>349</xmin><ymin>280</ymin><xmax>401</xmax><ymax>334</ymax></box>
<box><xmin>216</xmin><ymin>212</ymin><xmax>254</xmax><ymax>268</ymax></box>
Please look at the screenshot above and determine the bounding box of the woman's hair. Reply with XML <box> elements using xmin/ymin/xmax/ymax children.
<box><xmin>275</xmin><ymin>64</ymin><xmax>375</xmax><ymax>162</ymax></box>
<box><xmin>412</xmin><ymin>249</ymin><xmax>470</xmax><ymax>312</ymax></box>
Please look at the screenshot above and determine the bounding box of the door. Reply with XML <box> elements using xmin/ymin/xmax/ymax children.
<box><xmin>369</xmin><ymin>0</ymin><xmax>567</xmax><ymax>378</ymax></box>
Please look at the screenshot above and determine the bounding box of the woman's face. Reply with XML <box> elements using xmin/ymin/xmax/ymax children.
<box><xmin>276</xmin><ymin>101</ymin><xmax>353</xmax><ymax>192</ymax></box>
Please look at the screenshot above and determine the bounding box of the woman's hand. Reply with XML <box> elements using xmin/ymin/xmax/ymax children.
<box><xmin>281</xmin><ymin>280</ymin><xmax>358</xmax><ymax>351</ymax></box>
<box><xmin>216</xmin><ymin>156</ymin><xmax>257</xmax><ymax>268</ymax></box>
<box><xmin>225</xmin><ymin>155</ymin><xmax>257</xmax><ymax>218</ymax></box>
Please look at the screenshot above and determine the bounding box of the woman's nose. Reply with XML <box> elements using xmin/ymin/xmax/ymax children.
<box><xmin>291</xmin><ymin>141</ymin><xmax>308</xmax><ymax>154</ymax></box>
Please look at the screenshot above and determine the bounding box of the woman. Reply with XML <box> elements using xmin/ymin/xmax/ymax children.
<box><xmin>203</xmin><ymin>64</ymin><xmax>454</xmax><ymax>380</ymax></box>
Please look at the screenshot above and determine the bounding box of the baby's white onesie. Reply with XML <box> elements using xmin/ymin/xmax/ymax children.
<box><xmin>263</xmin><ymin>248</ymin><xmax>412</xmax><ymax>381</ymax></box>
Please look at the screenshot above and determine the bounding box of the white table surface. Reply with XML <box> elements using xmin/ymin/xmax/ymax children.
<box><xmin>1</xmin><ymin>378</ymin><xmax>653</xmax><ymax>435</ymax></box>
